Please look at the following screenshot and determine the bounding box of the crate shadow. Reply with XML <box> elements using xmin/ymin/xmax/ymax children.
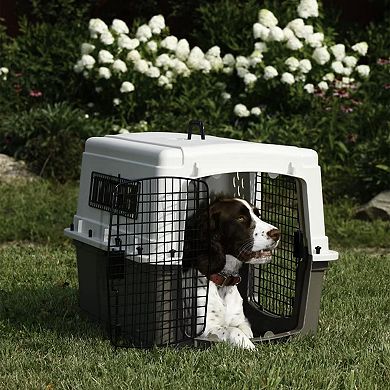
<box><xmin>0</xmin><ymin>285</ymin><xmax>106</xmax><ymax>340</ymax></box>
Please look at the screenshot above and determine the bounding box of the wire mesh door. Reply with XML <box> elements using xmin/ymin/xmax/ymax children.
<box><xmin>243</xmin><ymin>173</ymin><xmax>307</xmax><ymax>336</ymax></box>
<box><xmin>106</xmin><ymin>176</ymin><xmax>210</xmax><ymax>348</ymax></box>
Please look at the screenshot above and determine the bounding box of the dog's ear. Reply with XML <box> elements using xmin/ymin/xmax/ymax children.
<box><xmin>209</xmin><ymin>211</ymin><xmax>220</xmax><ymax>233</ymax></box>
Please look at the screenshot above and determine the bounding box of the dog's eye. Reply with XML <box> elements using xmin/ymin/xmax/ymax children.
<box><xmin>236</xmin><ymin>216</ymin><xmax>246</xmax><ymax>223</ymax></box>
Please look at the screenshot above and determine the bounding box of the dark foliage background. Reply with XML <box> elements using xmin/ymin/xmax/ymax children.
<box><xmin>0</xmin><ymin>0</ymin><xmax>389</xmax><ymax>202</ymax></box>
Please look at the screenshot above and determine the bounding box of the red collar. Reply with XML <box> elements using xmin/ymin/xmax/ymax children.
<box><xmin>209</xmin><ymin>272</ymin><xmax>241</xmax><ymax>287</ymax></box>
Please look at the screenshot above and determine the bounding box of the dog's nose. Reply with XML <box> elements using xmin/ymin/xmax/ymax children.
<box><xmin>267</xmin><ymin>228</ymin><xmax>280</xmax><ymax>241</ymax></box>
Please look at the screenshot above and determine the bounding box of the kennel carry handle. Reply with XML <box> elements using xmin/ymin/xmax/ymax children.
<box><xmin>187</xmin><ymin>120</ymin><xmax>206</xmax><ymax>140</ymax></box>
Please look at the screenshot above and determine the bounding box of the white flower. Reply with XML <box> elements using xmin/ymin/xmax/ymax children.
<box><xmin>187</xmin><ymin>46</ymin><xmax>205</xmax><ymax>70</ymax></box>
<box><xmin>236</xmin><ymin>56</ymin><xmax>250</xmax><ymax>68</ymax></box>
<box><xmin>303</xmin><ymin>83</ymin><xmax>314</xmax><ymax>93</ymax></box>
<box><xmin>306</xmin><ymin>32</ymin><xmax>324</xmax><ymax>47</ymax></box>
<box><xmin>89</xmin><ymin>18</ymin><xmax>108</xmax><ymax>38</ymax></box>
<box><xmin>282</xmin><ymin>27</ymin><xmax>295</xmax><ymax>41</ymax></box>
<box><xmin>237</xmin><ymin>67</ymin><xmax>249</xmax><ymax>78</ymax></box>
<box><xmin>323</xmin><ymin>73</ymin><xmax>335</xmax><ymax>82</ymax></box>
<box><xmin>234</xmin><ymin>103</ymin><xmax>250</xmax><ymax>117</ymax></box>
<box><xmin>331</xmin><ymin>60</ymin><xmax>344</xmax><ymax>74</ymax></box>
<box><xmin>249</xmin><ymin>50</ymin><xmax>263</xmax><ymax>67</ymax></box>
<box><xmin>254</xmin><ymin>42</ymin><xmax>268</xmax><ymax>52</ymax></box>
<box><xmin>156</xmin><ymin>53</ymin><xmax>172</xmax><ymax>68</ymax></box>
<box><xmin>285</xmin><ymin>57</ymin><xmax>300</xmax><ymax>72</ymax></box>
<box><xmin>199</xmin><ymin>59</ymin><xmax>212</xmax><ymax>73</ymax></box>
<box><xmin>264</xmin><ymin>65</ymin><xmax>278</xmax><ymax>80</ymax></box>
<box><xmin>134</xmin><ymin>59</ymin><xmax>149</xmax><ymax>74</ymax></box>
<box><xmin>222</xmin><ymin>53</ymin><xmax>235</xmax><ymax>67</ymax></box>
<box><xmin>330</xmin><ymin>44</ymin><xmax>345</xmax><ymax>61</ymax></box>
<box><xmin>118</xmin><ymin>35</ymin><xmax>139</xmax><ymax>50</ymax></box>
<box><xmin>146</xmin><ymin>66</ymin><xmax>160</xmax><ymax>78</ymax></box>
<box><xmin>0</xmin><ymin>66</ymin><xmax>8</xmax><ymax>80</ymax></box>
<box><xmin>74</xmin><ymin>61</ymin><xmax>83</xmax><ymax>73</ymax></box>
<box><xmin>253</xmin><ymin>23</ymin><xmax>270</xmax><ymax>41</ymax></box>
<box><xmin>81</xmin><ymin>54</ymin><xmax>96</xmax><ymax>69</ymax></box>
<box><xmin>176</xmin><ymin>39</ymin><xmax>190</xmax><ymax>60</ymax></box>
<box><xmin>352</xmin><ymin>42</ymin><xmax>368</xmax><ymax>56</ymax></box>
<box><xmin>251</xmin><ymin>107</ymin><xmax>262</xmax><ymax>116</ymax></box>
<box><xmin>287</xmin><ymin>19</ymin><xmax>305</xmax><ymax>34</ymax></box>
<box><xmin>161</xmin><ymin>35</ymin><xmax>178</xmax><ymax>51</ymax></box>
<box><xmin>206</xmin><ymin>46</ymin><xmax>221</xmax><ymax>57</ymax></box>
<box><xmin>113</xmin><ymin>98</ymin><xmax>121</xmax><ymax>106</ymax></box>
<box><xmin>100</xmin><ymin>31</ymin><xmax>114</xmax><ymax>45</ymax></box>
<box><xmin>187</xmin><ymin>47</ymin><xmax>211</xmax><ymax>73</ymax></box>
<box><xmin>244</xmin><ymin>73</ymin><xmax>257</xmax><ymax>86</ymax></box>
<box><xmin>136</xmin><ymin>24</ymin><xmax>152</xmax><ymax>42</ymax></box>
<box><xmin>356</xmin><ymin>64</ymin><xmax>370</xmax><ymax>78</ymax></box>
<box><xmin>127</xmin><ymin>50</ymin><xmax>141</xmax><ymax>62</ymax></box>
<box><xmin>147</xmin><ymin>41</ymin><xmax>158</xmax><ymax>52</ymax></box>
<box><xmin>119</xmin><ymin>128</ymin><xmax>130</xmax><ymax>134</ymax></box>
<box><xmin>299</xmin><ymin>59</ymin><xmax>312</xmax><ymax>73</ymax></box>
<box><xmin>343</xmin><ymin>56</ymin><xmax>358</xmax><ymax>68</ymax></box>
<box><xmin>98</xmin><ymin>67</ymin><xmax>111</xmax><ymax>79</ymax></box>
<box><xmin>206</xmin><ymin>46</ymin><xmax>223</xmax><ymax>71</ymax></box>
<box><xmin>297</xmin><ymin>0</ymin><xmax>319</xmax><ymax>19</ymax></box>
<box><xmin>269</xmin><ymin>26</ymin><xmax>284</xmax><ymax>42</ymax></box>
<box><xmin>312</xmin><ymin>47</ymin><xmax>330</xmax><ymax>65</ymax></box>
<box><xmin>208</xmin><ymin>57</ymin><xmax>223</xmax><ymax>71</ymax></box>
<box><xmin>286</xmin><ymin>37</ymin><xmax>303</xmax><ymax>50</ymax></box>
<box><xmin>120</xmin><ymin>81</ymin><xmax>135</xmax><ymax>93</ymax></box>
<box><xmin>148</xmin><ymin>15</ymin><xmax>165</xmax><ymax>34</ymax></box>
<box><xmin>343</xmin><ymin>67</ymin><xmax>352</xmax><ymax>76</ymax></box>
<box><xmin>221</xmin><ymin>92</ymin><xmax>231</xmax><ymax>100</ymax></box>
<box><xmin>342</xmin><ymin>77</ymin><xmax>352</xmax><ymax>85</ymax></box>
<box><xmin>98</xmin><ymin>49</ymin><xmax>114</xmax><ymax>64</ymax></box>
<box><xmin>281</xmin><ymin>72</ymin><xmax>295</xmax><ymax>84</ymax></box>
<box><xmin>111</xmin><ymin>19</ymin><xmax>129</xmax><ymax>34</ymax></box>
<box><xmin>112</xmin><ymin>59</ymin><xmax>127</xmax><ymax>73</ymax></box>
<box><xmin>318</xmin><ymin>81</ymin><xmax>328</xmax><ymax>91</ymax></box>
<box><xmin>296</xmin><ymin>25</ymin><xmax>313</xmax><ymax>39</ymax></box>
<box><xmin>258</xmin><ymin>9</ymin><xmax>278</xmax><ymax>28</ymax></box>
<box><xmin>81</xmin><ymin>43</ymin><xmax>95</xmax><ymax>55</ymax></box>
<box><xmin>158</xmin><ymin>75</ymin><xmax>170</xmax><ymax>87</ymax></box>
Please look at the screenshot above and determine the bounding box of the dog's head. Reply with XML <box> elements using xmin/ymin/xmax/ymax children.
<box><xmin>209</xmin><ymin>197</ymin><xmax>280</xmax><ymax>265</ymax></box>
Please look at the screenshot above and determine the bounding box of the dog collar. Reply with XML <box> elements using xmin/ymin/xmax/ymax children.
<box><xmin>209</xmin><ymin>272</ymin><xmax>241</xmax><ymax>287</ymax></box>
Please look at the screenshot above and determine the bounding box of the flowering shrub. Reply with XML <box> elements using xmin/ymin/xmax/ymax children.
<box><xmin>74</xmin><ymin>0</ymin><xmax>370</xmax><ymax>124</ymax></box>
<box><xmin>74</xmin><ymin>14</ymin><xmax>233</xmax><ymax>123</ymax></box>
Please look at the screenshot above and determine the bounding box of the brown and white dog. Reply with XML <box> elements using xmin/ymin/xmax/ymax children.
<box><xmin>184</xmin><ymin>197</ymin><xmax>280</xmax><ymax>349</ymax></box>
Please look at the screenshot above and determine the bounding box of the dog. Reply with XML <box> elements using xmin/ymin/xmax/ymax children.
<box><xmin>183</xmin><ymin>196</ymin><xmax>280</xmax><ymax>349</ymax></box>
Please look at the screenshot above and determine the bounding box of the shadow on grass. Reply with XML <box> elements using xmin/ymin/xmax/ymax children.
<box><xmin>0</xmin><ymin>284</ymin><xmax>107</xmax><ymax>341</ymax></box>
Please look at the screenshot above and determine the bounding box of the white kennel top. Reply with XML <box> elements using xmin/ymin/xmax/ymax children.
<box><xmin>64</xmin><ymin>131</ymin><xmax>338</xmax><ymax>263</ymax></box>
<box><xmin>86</xmin><ymin>132</ymin><xmax>318</xmax><ymax>178</ymax></box>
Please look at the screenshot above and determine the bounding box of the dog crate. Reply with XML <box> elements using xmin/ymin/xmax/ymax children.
<box><xmin>64</xmin><ymin>121</ymin><xmax>338</xmax><ymax>348</ymax></box>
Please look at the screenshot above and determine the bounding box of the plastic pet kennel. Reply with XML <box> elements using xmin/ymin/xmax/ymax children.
<box><xmin>64</xmin><ymin>121</ymin><xmax>338</xmax><ymax>348</ymax></box>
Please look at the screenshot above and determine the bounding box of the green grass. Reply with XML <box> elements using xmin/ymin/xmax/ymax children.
<box><xmin>0</xmin><ymin>181</ymin><xmax>389</xmax><ymax>389</ymax></box>
<box><xmin>0</xmin><ymin>181</ymin><xmax>78</xmax><ymax>244</ymax></box>
<box><xmin>0</xmin><ymin>243</ymin><xmax>389</xmax><ymax>389</ymax></box>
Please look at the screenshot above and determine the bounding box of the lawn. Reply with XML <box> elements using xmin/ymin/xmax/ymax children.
<box><xmin>0</xmin><ymin>181</ymin><xmax>389</xmax><ymax>389</ymax></box>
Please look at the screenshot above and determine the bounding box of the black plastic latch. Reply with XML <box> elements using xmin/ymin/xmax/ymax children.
<box><xmin>293</xmin><ymin>230</ymin><xmax>305</xmax><ymax>259</ymax></box>
<box><xmin>187</xmin><ymin>120</ymin><xmax>206</xmax><ymax>140</ymax></box>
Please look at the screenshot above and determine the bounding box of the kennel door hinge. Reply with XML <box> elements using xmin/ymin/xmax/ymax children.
<box><xmin>293</xmin><ymin>230</ymin><xmax>305</xmax><ymax>260</ymax></box>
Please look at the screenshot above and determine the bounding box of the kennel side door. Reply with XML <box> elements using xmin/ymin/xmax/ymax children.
<box><xmin>240</xmin><ymin>173</ymin><xmax>308</xmax><ymax>336</ymax></box>
<box><xmin>105</xmin><ymin>176</ymin><xmax>210</xmax><ymax>347</ymax></box>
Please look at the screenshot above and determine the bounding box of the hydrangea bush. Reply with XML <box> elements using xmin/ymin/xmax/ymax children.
<box><xmin>74</xmin><ymin>0</ymin><xmax>370</xmax><ymax>126</ymax></box>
